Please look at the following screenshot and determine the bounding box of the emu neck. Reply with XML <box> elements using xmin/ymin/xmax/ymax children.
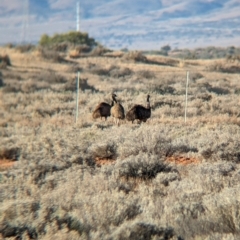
<box><xmin>146</xmin><ymin>100</ymin><xmax>150</xmax><ymax>109</ymax></box>
<box><xmin>112</xmin><ymin>96</ymin><xmax>118</xmax><ymax>104</ymax></box>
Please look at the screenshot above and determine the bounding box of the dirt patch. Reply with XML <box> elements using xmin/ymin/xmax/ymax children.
<box><xmin>95</xmin><ymin>157</ymin><xmax>116</xmax><ymax>167</ymax></box>
<box><xmin>0</xmin><ymin>158</ymin><xmax>16</xmax><ymax>171</ymax></box>
<box><xmin>166</xmin><ymin>156</ymin><xmax>200</xmax><ymax>165</ymax></box>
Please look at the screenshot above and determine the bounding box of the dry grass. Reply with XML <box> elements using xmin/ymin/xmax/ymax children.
<box><xmin>0</xmin><ymin>54</ymin><xmax>11</xmax><ymax>69</ymax></box>
<box><xmin>1</xmin><ymin>46</ymin><xmax>240</xmax><ymax>239</ymax></box>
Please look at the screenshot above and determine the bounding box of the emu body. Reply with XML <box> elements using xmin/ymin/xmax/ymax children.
<box><xmin>92</xmin><ymin>94</ymin><xmax>115</xmax><ymax>121</ymax></box>
<box><xmin>126</xmin><ymin>95</ymin><xmax>151</xmax><ymax>123</ymax></box>
<box><xmin>111</xmin><ymin>94</ymin><xmax>125</xmax><ymax>126</ymax></box>
<box><xmin>92</xmin><ymin>102</ymin><xmax>112</xmax><ymax>121</ymax></box>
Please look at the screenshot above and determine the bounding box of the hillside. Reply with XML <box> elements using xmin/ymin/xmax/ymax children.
<box><xmin>1</xmin><ymin>46</ymin><xmax>240</xmax><ymax>239</ymax></box>
<box><xmin>1</xmin><ymin>1</ymin><xmax>240</xmax><ymax>49</ymax></box>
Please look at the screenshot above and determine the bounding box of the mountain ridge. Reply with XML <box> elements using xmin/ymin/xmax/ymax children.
<box><xmin>1</xmin><ymin>0</ymin><xmax>240</xmax><ymax>49</ymax></box>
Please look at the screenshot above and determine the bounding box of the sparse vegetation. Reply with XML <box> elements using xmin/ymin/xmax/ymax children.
<box><xmin>1</xmin><ymin>44</ymin><xmax>240</xmax><ymax>240</ymax></box>
<box><xmin>37</xmin><ymin>47</ymin><xmax>66</xmax><ymax>63</ymax></box>
<box><xmin>15</xmin><ymin>44</ymin><xmax>35</xmax><ymax>53</ymax></box>
<box><xmin>0</xmin><ymin>54</ymin><xmax>11</xmax><ymax>69</ymax></box>
<box><xmin>123</xmin><ymin>51</ymin><xmax>148</xmax><ymax>62</ymax></box>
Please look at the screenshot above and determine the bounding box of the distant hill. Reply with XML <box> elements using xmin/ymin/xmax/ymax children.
<box><xmin>1</xmin><ymin>0</ymin><xmax>240</xmax><ymax>50</ymax></box>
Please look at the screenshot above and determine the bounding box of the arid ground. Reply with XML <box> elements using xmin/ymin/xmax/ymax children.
<box><xmin>1</xmin><ymin>46</ymin><xmax>240</xmax><ymax>239</ymax></box>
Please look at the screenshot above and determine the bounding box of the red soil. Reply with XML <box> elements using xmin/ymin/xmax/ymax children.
<box><xmin>95</xmin><ymin>157</ymin><xmax>116</xmax><ymax>167</ymax></box>
<box><xmin>0</xmin><ymin>158</ymin><xmax>16</xmax><ymax>171</ymax></box>
<box><xmin>166</xmin><ymin>156</ymin><xmax>200</xmax><ymax>165</ymax></box>
<box><xmin>95</xmin><ymin>155</ymin><xmax>200</xmax><ymax>167</ymax></box>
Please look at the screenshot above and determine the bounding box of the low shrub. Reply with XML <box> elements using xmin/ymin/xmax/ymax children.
<box><xmin>2</xmin><ymin>85</ymin><xmax>21</xmax><ymax>93</ymax></box>
<box><xmin>50</xmin><ymin>42</ymin><xmax>69</xmax><ymax>52</ymax></box>
<box><xmin>0</xmin><ymin>147</ymin><xmax>21</xmax><ymax>160</ymax></box>
<box><xmin>15</xmin><ymin>44</ymin><xmax>35</xmax><ymax>53</ymax></box>
<box><xmin>0</xmin><ymin>223</ymin><xmax>38</xmax><ymax>239</ymax></box>
<box><xmin>0</xmin><ymin>78</ymin><xmax>4</xmax><ymax>87</ymax></box>
<box><xmin>208</xmin><ymin>61</ymin><xmax>240</xmax><ymax>73</ymax></box>
<box><xmin>123</xmin><ymin>51</ymin><xmax>148</xmax><ymax>63</ymax></box>
<box><xmin>37</xmin><ymin>48</ymin><xmax>66</xmax><ymax>63</ymax></box>
<box><xmin>89</xmin><ymin>141</ymin><xmax>117</xmax><ymax>160</ymax></box>
<box><xmin>39</xmin><ymin>31</ymin><xmax>97</xmax><ymax>48</ymax></box>
<box><xmin>64</xmin><ymin>78</ymin><xmax>97</xmax><ymax>92</ymax></box>
<box><xmin>109</xmin><ymin>67</ymin><xmax>132</xmax><ymax>78</ymax></box>
<box><xmin>90</xmin><ymin>65</ymin><xmax>132</xmax><ymax>78</ymax></box>
<box><xmin>234</xmin><ymin>88</ymin><xmax>240</xmax><ymax>95</ymax></box>
<box><xmin>116</xmin><ymin>154</ymin><xmax>171</xmax><ymax>180</ymax></box>
<box><xmin>2</xmin><ymin>72</ymin><xmax>22</xmax><ymax>81</ymax></box>
<box><xmin>4</xmin><ymin>43</ymin><xmax>15</xmax><ymax>48</ymax></box>
<box><xmin>207</xmin><ymin>86</ymin><xmax>230</xmax><ymax>95</ymax></box>
<box><xmin>89</xmin><ymin>45</ymin><xmax>110</xmax><ymax>56</ymax></box>
<box><xmin>76</xmin><ymin>44</ymin><xmax>91</xmax><ymax>53</ymax></box>
<box><xmin>0</xmin><ymin>54</ymin><xmax>11</xmax><ymax>67</ymax></box>
<box><xmin>21</xmin><ymin>81</ymin><xmax>50</xmax><ymax>93</ymax></box>
<box><xmin>90</xmin><ymin>66</ymin><xmax>109</xmax><ymax>76</ymax></box>
<box><xmin>190</xmin><ymin>72</ymin><xmax>204</xmax><ymax>81</ymax></box>
<box><xmin>110</xmin><ymin>222</ymin><xmax>177</xmax><ymax>240</ymax></box>
<box><xmin>151</xmin><ymin>84</ymin><xmax>176</xmax><ymax>95</ymax></box>
<box><xmin>36</xmin><ymin>70</ymin><xmax>67</xmax><ymax>84</ymax></box>
<box><xmin>68</xmin><ymin>49</ymin><xmax>81</xmax><ymax>59</ymax></box>
<box><xmin>68</xmin><ymin>64</ymin><xmax>83</xmax><ymax>73</ymax></box>
<box><xmin>136</xmin><ymin>70</ymin><xmax>155</xmax><ymax>79</ymax></box>
<box><xmin>68</xmin><ymin>44</ymin><xmax>92</xmax><ymax>58</ymax></box>
<box><xmin>196</xmin><ymin>93</ymin><xmax>212</xmax><ymax>101</ymax></box>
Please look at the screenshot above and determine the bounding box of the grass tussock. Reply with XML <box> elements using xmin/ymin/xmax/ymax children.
<box><xmin>37</xmin><ymin>47</ymin><xmax>66</xmax><ymax>63</ymax></box>
<box><xmin>89</xmin><ymin>45</ymin><xmax>110</xmax><ymax>56</ymax></box>
<box><xmin>64</xmin><ymin>77</ymin><xmax>97</xmax><ymax>92</ymax></box>
<box><xmin>123</xmin><ymin>51</ymin><xmax>148</xmax><ymax>62</ymax></box>
<box><xmin>0</xmin><ymin>54</ymin><xmax>11</xmax><ymax>69</ymax></box>
<box><xmin>208</xmin><ymin>60</ymin><xmax>240</xmax><ymax>73</ymax></box>
<box><xmin>15</xmin><ymin>44</ymin><xmax>35</xmax><ymax>53</ymax></box>
<box><xmin>0</xmin><ymin>147</ymin><xmax>21</xmax><ymax>160</ymax></box>
<box><xmin>1</xmin><ymin>45</ymin><xmax>240</xmax><ymax>239</ymax></box>
<box><xmin>0</xmin><ymin>72</ymin><xmax>4</xmax><ymax>87</ymax></box>
<box><xmin>90</xmin><ymin>65</ymin><xmax>132</xmax><ymax>79</ymax></box>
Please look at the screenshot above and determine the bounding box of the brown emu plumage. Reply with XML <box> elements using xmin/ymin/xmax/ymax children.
<box><xmin>92</xmin><ymin>95</ymin><xmax>115</xmax><ymax>121</ymax></box>
<box><xmin>110</xmin><ymin>94</ymin><xmax>125</xmax><ymax>126</ymax></box>
<box><xmin>126</xmin><ymin>95</ymin><xmax>151</xmax><ymax>123</ymax></box>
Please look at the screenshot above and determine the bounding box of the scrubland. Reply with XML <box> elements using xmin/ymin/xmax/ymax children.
<box><xmin>1</xmin><ymin>46</ymin><xmax>240</xmax><ymax>239</ymax></box>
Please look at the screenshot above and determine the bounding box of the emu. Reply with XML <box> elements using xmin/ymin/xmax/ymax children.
<box><xmin>111</xmin><ymin>94</ymin><xmax>125</xmax><ymax>126</ymax></box>
<box><xmin>92</xmin><ymin>94</ymin><xmax>115</xmax><ymax>121</ymax></box>
<box><xmin>126</xmin><ymin>95</ymin><xmax>151</xmax><ymax>123</ymax></box>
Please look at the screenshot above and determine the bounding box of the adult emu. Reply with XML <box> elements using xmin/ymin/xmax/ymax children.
<box><xmin>126</xmin><ymin>95</ymin><xmax>151</xmax><ymax>123</ymax></box>
<box><xmin>92</xmin><ymin>94</ymin><xmax>115</xmax><ymax>121</ymax></box>
<box><xmin>110</xmin><ymin>93</ymin><xmax>125</xmax><ymax>126</ymax></box>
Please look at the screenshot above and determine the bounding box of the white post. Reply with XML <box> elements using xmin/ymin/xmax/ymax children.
<box><xmin>21</xmin><ymin>0</ymin><xmax>29</xmax><ymax>43</ymax></box>
<box><xmin>76</xmin><ymin>1</ymin><xmax>80</xmax><ymax>31</ymax></box>
<box><xmin>26</xmin><ymin>0</ymin><xmax>29</xmax><ymax>42</ymax></box>
<box><xmin>75</xmin><ymin>71</ymin><xmax>80</xmax><ymax>123</ymax></box>
<box><xmin>184</xmin><ymin>71</ymin><xmax>189</xmax><ymax>123</ymax></box>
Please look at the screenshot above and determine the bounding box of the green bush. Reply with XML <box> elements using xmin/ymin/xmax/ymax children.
<box><xmin>39</xmin><ymin>31</ymin><xmax>97</xmax><ymax>49</ymax></box>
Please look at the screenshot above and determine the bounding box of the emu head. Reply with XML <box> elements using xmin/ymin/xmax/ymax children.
<box><xmin>112</xmin><ymin>93</ymin><xmax>117</xmax><ymax>103</ymax></box>
<box><xmin>147</xmin><ymin>95</ymin><xmax>150</xmax><ymax>102</ymax></box>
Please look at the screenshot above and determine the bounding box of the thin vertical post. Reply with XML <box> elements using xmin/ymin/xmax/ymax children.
<box><xmin>22</xmin><ymin>0</ymin><xmax>29</xmax><ymax>43</ymax></box>
<box><xmin>75</xmin><ymin>71</ymin><xmax>80</xmax><ymax>123</ymax></box>
<box><xmin>184</xmin><ymin>71</ymin><xmax>189</xmax><ymax>123</ymax></box>
<box><xmin>76</xmin><ymin>1</ymin><xmax>80</xmax><ymax>31</ymax></box>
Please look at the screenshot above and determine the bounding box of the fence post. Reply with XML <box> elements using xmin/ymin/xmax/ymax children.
<box><xmin>184</xmin><ymin>71</ymin><xmax>189</xmax><ymax>123</ymax></box>
<box><xmin>75</xmin><ymin>71</ymin><xmax>80</xmax><ymax>123</ymax></box>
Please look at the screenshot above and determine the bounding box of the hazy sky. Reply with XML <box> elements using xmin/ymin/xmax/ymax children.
<box><xmin>1</xmin><ymin>0</ymin><xmax>240</xmax><ymax>49</ymax></box>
